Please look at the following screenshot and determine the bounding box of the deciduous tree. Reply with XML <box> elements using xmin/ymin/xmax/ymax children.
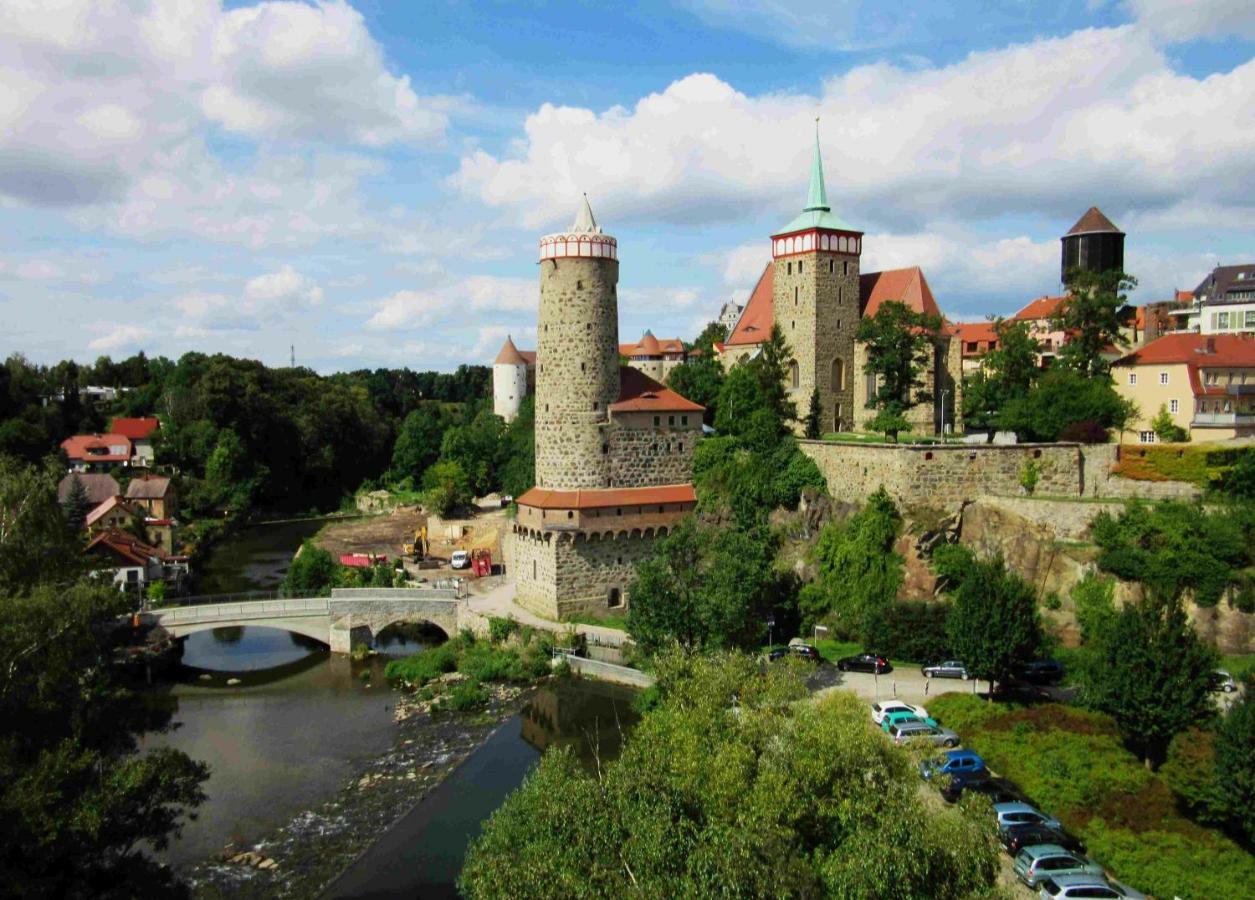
<box><xmin>945</xmin><ymin>553</ymin><xmax>1043</xmax><ymax>694</ymax></box>
<box><xmin>1055</xmin><ymin>269</ymin><xmax>1137</xmax><ymax>377</ymax></box>
<box><xmin>857</xmin><ymin>300</ymin><xmax>943</xmax><ymax>441</ymax></box>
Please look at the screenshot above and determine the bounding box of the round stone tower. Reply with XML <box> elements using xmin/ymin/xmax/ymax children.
<box><xmin>534</xmin><ymin>195</ymin><xmax>620</xmax><ymax>490</ymax></box>
<box><xmin>492</xmin><ymin>335</ymin><xmax>529</xmax><ymax>423</ymax></box>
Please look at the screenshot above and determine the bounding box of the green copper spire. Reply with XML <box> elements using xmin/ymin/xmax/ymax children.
<box><xmin>805</xmin><ymin>119</ymin><xmax>829</xmax><ymax>212</ymax></box>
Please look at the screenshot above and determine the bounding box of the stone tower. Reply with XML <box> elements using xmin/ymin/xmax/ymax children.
<box><xmin>771</xmin><ymin>127</ymin><xmax>864</xmax><ymax>433</ymax></box>
<box><xmin>492</xmin><ymin>335</ymin><xmax>529</xmax><ymax>423</ymax></box>
<box><xmin>535</xmin><ymin>195</ymin><xmax>620</xmax><ymax>489</ymax></box>
<box><xmin>512</xmin><ymin>196</ymin><xmax>703</xmax><ymax>620</ymax></box>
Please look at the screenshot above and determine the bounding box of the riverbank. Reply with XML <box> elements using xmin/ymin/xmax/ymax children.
<box><xmin>181</xmin><ymin>678</ymin><xmax>538</xmax><ymax>899</ymax></box>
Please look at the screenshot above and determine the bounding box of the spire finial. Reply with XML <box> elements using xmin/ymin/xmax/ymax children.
<box><xmin>571</xmin><ymin>192</ymin><xmax>601</xmax><ymax>234</ymax></box>
<box><xmin>805</xmin><ymin>120</ymin><xmax>829</xmax><ymax>213</ymax></box>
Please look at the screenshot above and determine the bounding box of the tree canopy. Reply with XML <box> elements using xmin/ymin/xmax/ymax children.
<box><xmin>857</xmin><ymin>300</ymin><xmax>944</xmax><ymax>441</ymax></box>
<box><xmin>1055</xmin><ymin>269</ymin><xmax>1137</xmax><ymax>377</ymax></box>
<box><xmin>996</xmin><ymin>368</ymin><xmax>1136</xmax><ymax>442</ymax></box>
<box><xmin>943</xmin><ymin>551</ymin><xmax>1043</xmax><ymax>691</ymax></box>
<box><xmin>459</xmin><ymin>651</ymin><xmax>999</xmax><ymax>899</ymax></box>
<box><xmin>962</xmin><ymin>318</ymin><xmax>1041</xmax><ymax>433</ymax></box>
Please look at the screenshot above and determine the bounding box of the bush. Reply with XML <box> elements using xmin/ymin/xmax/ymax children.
<box><xmin>1058</xmin><ymin>419</ymin><xmax>1109</xmax><ymax>443</ymax></box>
<box><xmin>435</xmin><ymin>678</ymin><xmax>489</xmax><ymax>712</ymax></box>
<box><xmin>864</xmin><ymin>601</ymin><xmax>951</xmax><ymax>663</ymax></box>
<box><xmin>1019</xmin><ymin>459</ymin><xmax>1039</xmax><ymax>494</ymax></box>
<box><xmin>384</xmin><ymin>641</ymin><xmax>458</xmax><ymax>686</ymax></box>
<box><xmin>488</xmin><ymin>616</ymin><xmax>517</xmax><ymax>644</ymax></box>
<box><xmin>1161</xmin><ymin>728</ymin><xmax>1228</xmax><ymax>826</ymax></box>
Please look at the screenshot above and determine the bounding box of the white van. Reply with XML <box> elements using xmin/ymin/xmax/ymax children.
<box><xmin>450</xmin><ymin>550</ymin><xmax>470</xmax><ymax>570</ymax></box>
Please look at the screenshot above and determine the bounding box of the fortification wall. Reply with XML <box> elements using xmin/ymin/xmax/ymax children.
<box><xmin>607</xmin><ymin>419</ymin><xmax>698</xmax><ymax>487</ymax></box>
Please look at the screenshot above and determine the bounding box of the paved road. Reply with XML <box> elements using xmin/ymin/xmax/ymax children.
<box><xmin>810</xmin><ymin>664</ymin><xmax>992</xmax><ymax>706</ymax></box>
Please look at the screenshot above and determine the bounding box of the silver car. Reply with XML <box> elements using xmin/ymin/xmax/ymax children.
<box><xmin>1037</xmin><ymin>873</ymin><xmax>1146</xmax><ymax>899</ymax></box>
<box><xmin>921</xmin><ymin>659</ymin><xmax>971</xmax><ymax>679</ymax></box>
<box><xmin>995</xmin><ymin>801</ymin><xmax>1063</xmax><ymax>832</ymax></box>
<box><xmin>887</xmin><ymin>721</ymin><xmax>960</xmax><ymax>747</ymax></box>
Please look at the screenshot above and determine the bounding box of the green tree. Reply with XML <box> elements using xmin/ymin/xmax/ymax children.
<box><xmin>422</xmin><ymin>460</ymin><xmax>472</xmax><ymax>516</ymax></box>
<box><xmin>438</xmin><ymin>404</ymin><xmax>503</xmax><ymax>496</ymax></box>
<box><xmin>282</xmin><ymin>541</ymin><xmax>338</xmax><ymax>596</ymax></box>
<box><xmin>857</xmin><ymin>300</ymin><xmax>944</xmax><ymax>441</ymax></box>
<box><xmin>803</xmin><ymin>387</ymin><xmax>822</xmax><ymax>439</ymax></box>
<box><xmin>1055</xmin><ymin>269</ymin><xmax>1138</xmax><ymax>377</ymax></box>
<box><xmin>627</xmin><ymin>519</ymin><xmax>780</xmax><ymax>654</ymax></box>
<box><xmin>962</xmin><ymin>318</ymin><xmax>1041</xmax><ymax>432</ymax></box>
<box><xmin>459</xmin><ymin>651</ymin><xmax>998</xmax><ymax>898</ymax></box>
<box><xmin>945</xmin><ymin>553</ymin><xmax>1043</xmax><ymax>694</ymax></box>
<box><xmin>389</xmin><ymin>407</ymin><xmax>446</xmax><ymax>483</ymax></box>
<box><xmin>996</xmin><ymin>368</ymin><xmax>1136</xmax><ymax>442</ymax></box>
<box><xmin>62</xmin><ymin>473</ymin><xmax>92</xmax><ymax>533</ymax></box>
<box><xmin>1079</xmin><ymin>599</ymin><xmax>1216</xmax><ymax>768</ymax></box>
<box><xmin>496</xmin><ymin>396</ymin><xmax>535</xmax><ymax>499</ymax></box>
<box><xmin>0</xmin><ymin>456</ymin><xmax>208</xmax><ymax>895</ymax></box>
<box><xmin>1151</xmin><ymin>404</ymin><xmax>1189</xmax><ymax>443</ymax></box>
<box><xmin>690</xmin><ymin>320</ymin><xmax>729</xmax><ymax>355</ymax></box>
<box><xmin>800</xmin><ymin>487</ymin><xmax>903</xmax><ymax>639</ymax></box>
<box><xmin>1214</xmin><ymin>687</ymin><xmax>1255</xmax><ymax>841</ymax></box>
<box><xmin>666</xmin><ymin>356</ymin><xmax>724</xmax><ymax>425</ymax></box>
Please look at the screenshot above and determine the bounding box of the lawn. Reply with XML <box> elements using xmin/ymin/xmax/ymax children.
<box><xmin>563</xmin><ymin>613</ymin><xmax>629</xmax><ymax>632</ymax></box>
<box><xmin>820</xmin><ymin>431</ymin><xmax>942</xmax><ymax>445</ymax></box>
<box><xmin>798</xmin><ymin>638</ymin><xmax>923</xmax><ymax>671</ymax></box>
<box><xmin>929</xmin><ymin>694</ymin><xmax>1255</xmax><ymax>900</ymax></box>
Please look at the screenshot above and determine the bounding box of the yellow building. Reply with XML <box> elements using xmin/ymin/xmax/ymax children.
<box><xmin>1112</xmin><ymin>333</ymin><xmax>1255</xmax><ymax>443</ymax></box>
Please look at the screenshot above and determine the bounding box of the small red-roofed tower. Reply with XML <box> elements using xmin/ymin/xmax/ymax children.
<box><xmin>772</xmin><ymin>124</ymin><xmax>863</xmax><ymax>433</ymax></box>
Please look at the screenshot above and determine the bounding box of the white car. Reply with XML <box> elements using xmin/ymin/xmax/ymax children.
<box><xmin>870</xmin><ymin>700</ymin><xmax>930</xmax><ymax>726</ymax></box>
<box><xmin>450</xmin><ymin>550</ymin><xmax>470</xmax><ymax>569</ymax></box>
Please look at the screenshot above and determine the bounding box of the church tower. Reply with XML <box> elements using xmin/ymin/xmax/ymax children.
<box><xmin>771</xmin><ymin>127</ymin><xmax>864</xmax><ymax>433</ymax></box>
<box><xmin>534</xmin><ymin>195</ymin><xmax>620</xmax><ymax>489</ymax></box>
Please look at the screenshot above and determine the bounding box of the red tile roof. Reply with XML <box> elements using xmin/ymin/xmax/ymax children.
<box><xmin>1114</xmin><ymin>333</ymin><xmax>1255</xmax><ymax>368</ymax></box>
<box><xmin>1014</xmin><ymin>295</ymin><xmax>1068</xmax><ymax>321</ymax></box>
<box><xmin>61</xmin><ymin>433</ymin><xmax>132</xmax><ymax>462</ymax></box>
<box><xmin>494</xmin><ymin>336</ymin><xmax>530</xmax><ymax>365</ymax></box>
<box><xmin>610</xmin><ymin>365</ymin><xmax>704</xmax><ymax>413</ymax></box>
<box><xmin>110</xmin><ymin>417</ymin><xmax>160</xmax><ymax>439</ymax></box>
<box><xmin>955</xmin><ymin>321</ymin><xmax>999</xmax><ymax>356</ymax></box>
<box><xmin>1065</xmin><ymin>206</ymin><xmax>1122</xmax><ymax>236</ymax></box>
<box><xmin>620</xmin><ymin>333</ymin><xmax>685</xmax><ymax>356</ymax></box>
<box><xmin>859</xmin><ymin>266</ymin><xmax>942</xmax><ymax>319</ymax></box>
<box><xmin>86</xmin><ymin>528</ymin><xmax>164</xmax><ymax>566</ymax></box>
<box><xmin>517</xmin><ymin>484</ymin><xmax>696</xmax><ymax>510</ymax></box>
<box><xmin>1176</xmin><ymin>290</ymin><xmax>1194</xmax><ymax>303</ymax></box>
<box><xmin>725</xmin><ymin>264</ymin><xmax>774</xmax><ymax>346</ymax></box>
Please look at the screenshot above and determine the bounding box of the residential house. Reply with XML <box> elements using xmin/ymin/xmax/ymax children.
<box><xmin>1112</xmin><ymin>333</ymin><xmax>1255</xmax><ymax>443</ymax></box>
<box><xmin>1166</xmin><ymin>264</ymin><xmax>1255</xmax><ymax>335</ymax></box>
<box><xmin>954</xmin><ymin>321</ymin><xmax>999</xmax><ymax>375</ymax></box>
<box><xmin>61</xmin><ymin>433</ymin><xmax>132</xmax><ymax>472</ymax></box>
<box><xmin>57</xmin><ymin>472</ymin><xmax>120</xmax><ymax>507</ymax></box>
<box><xmin>110</xmin><ymin>417</ymin><xmax>160</xmax><ymax>467</ymax></box>
<box><xmin>1011</xmin><ymin>295</ymin><xmax>1069</xmax><ymax>367</ymax></box>
<box><xmin>619</xmin><ymin>331</ymin><xmax>688</xmax><ymax>382</ymax></box>
<box><xmin>84</xmin><ymin>495</ymin><xmax>143</xmax><ymax>532</ymax></box>
<box><xmin>143</xmin><ymin>517</ymin><xmax>180</xmax><ymax>555</ymax></box>
<box><xmin>125</xmin><ymin>474</ymin><xmax>178</xmax><ymax>518</ymax></box>
<box><xmin>86</xmin><ymin>528</ymin><xmax>166</xmax><ymax>594</ymax></box>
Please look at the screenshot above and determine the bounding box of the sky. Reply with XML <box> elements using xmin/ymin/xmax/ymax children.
<box><xmin>2</xmin><ymin>0</ymin><xmax>1254</xmax><ymax>374</ymax></box>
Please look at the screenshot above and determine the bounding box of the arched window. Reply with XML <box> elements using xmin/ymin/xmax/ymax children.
<box><xmin>788</xmin><ymin>359</ymin><xmax>800</xmax><ymax>389</ymax></box>
<box><xmin>831</xmin><ymin>358</ymin><xmax>845</xmax><ymax>391</ymax></box>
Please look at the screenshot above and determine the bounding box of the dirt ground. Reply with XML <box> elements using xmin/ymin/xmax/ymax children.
<box><xmin>314</xmin><ymin>508</ymin><xmax>428</xmax><ymax>560</ymax></box>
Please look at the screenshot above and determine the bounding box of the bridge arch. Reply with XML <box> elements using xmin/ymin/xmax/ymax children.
<box><xmin>166</xmin><ymin>619</ymin><xmax>331</xmax><ymax>646</ymax></box>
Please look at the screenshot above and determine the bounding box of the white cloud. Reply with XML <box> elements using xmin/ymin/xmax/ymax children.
<box><xmin>88</xmin><ymin>324</ymin><xmax>153</xmax><ymax>352</ymax></box>
<box><xmin>366</xmin><ymin>289</ymin><xmax>442</xmax><ymax>330</ymax></box>
<box><xmin>364</xmin><ymin>275</ymin><xmax>536</xmax><ymax>331</ymax></box>
<box><xmin>244</xmin><ymin>264</ymin><xmax>323</xmax><ymax>306</ymax></box>
<box><xmin>472</xmin><ymin>324</ymin><xmax>537</xmax><ymax>358</ymax></box>
<box><xmin>452</xmin><ymin>29</ymin><xmax>1255</xmax><ymax>235</ymax></box>
<box><xmin>174</xmin><ymin>292</ymin><xmax>231</xmax><ymax>318</ymax></box>
<box><xmin>1126</xmin><ymin>0</ymin><xmax>1255</xmax><ymax>41</ymax></box>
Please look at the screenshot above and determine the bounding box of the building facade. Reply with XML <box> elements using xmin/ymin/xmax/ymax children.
<box><xmin>1166</xmin><ymin>265</ymin><xmax>1255</xmax><ymax>335</ymax></box>
<box><xmin>1112</xmin><ymin>333</ymin><xmax>1255</xmax><ymax>442</ymax></box>
<box><xmin>511</xmin><ymin>198</ymin><xmax>702</xmax><ymax>620</ymax></box>
<box><xmin>492</xmin><ymin>337</ymin><xmax>535</xmax><ymax>422</ymax></box>
<box><xmin>718</xmin><ymin>134</ymin><xmax>961</xmax><ymax>436</ymax></box>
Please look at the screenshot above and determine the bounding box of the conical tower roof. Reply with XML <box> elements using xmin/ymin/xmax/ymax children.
<box><xmin>1065</xmin><ymin>207</ymin><xmax>1123</xmax><ymax>236</ymax></box>
<box><xmin>638</xmin><ymin>330</ymin><xmax>662</xmax><ymax>354</ymax></box>
<box><xmin>774</xmin><ymin>121</ymin><xmax>855</xmax><ymax>236</ymax></box>
<box><xmin>570</xmin><ymin>193</ymin><xmax>602</xmax><ymax>234</ymax></box>
<box><xmin>494</xmin><ymin>335</ymin><xmax>528</xmax><ymax>365</ymax></box>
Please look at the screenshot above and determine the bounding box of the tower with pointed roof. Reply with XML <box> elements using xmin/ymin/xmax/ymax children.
<box><xmin>771</xmin><ymin>125</ymin><xmax>864</xmax><ymax>433</ymax></box>
<box><xmin>493</xmin><ymin>335</ymin><xmax>532</xmax><ymax>422</ymax></box>
<box><xmin>512</xmin><ymin>196</ymin><xmax>704</xmax><ymax>619</ymax></box>
<box><xmin>1061</xmin><ymin>206</ymin><xmax>1124</xmax><ymax>284</ymax></box>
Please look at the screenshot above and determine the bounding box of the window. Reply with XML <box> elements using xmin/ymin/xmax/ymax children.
<box><xmin>668</xmin><ymin>415</ymin><xmax>675</xmax><ymax>425</ymax></box>
<box><xmin>577</xmin><ymin>280</ymin><xmax>583</xmax><ymax>290</ymax></box>
<box><xmin>798</xmin><ymin>262</ymin><xmax>803</xmax><ymax>274</ymax></box>
<box><xmin>602</xmin><ymin>444</ymin><xmax>609</xmax><ymax>454</ymax></box>
<box><xmin>844</xmin><ymin>261</ymin><xmax>849</xmax><ymax>275</ymax></box>
<box><xmin>681</xmin><ymin>415</ymin><xmax>688</xmax><ymax>425</ymax></box>
<box><xmin>794</xmin><ymin>286</ymin><xmax>799</xmax><ymax>304</ymax></box>
<box><xmin>653</xmin><ymin>415</ymin><xmax>660</xmax><ymax>426</ymax></box>
<box><xmin>592</xmin><ymin>401</ymin><xmax>598</xmax><ymax>411</ymax></box>
<box><xmin>829</xmin><ymin>259</ymin><xmax>834</xmax><ymax>273</ymax></box>
<box><xmin>532</xmin><ymin>560</ymin><xmax>537</xmax><ymax>579</ymax></box>
<box><xmin>1218</xmin><ymin>311</ymin><xmax>1231</xmax><ymax>329</ymax></box>
<box><xmin>832</xmin><ymin>358</ymin><xmax>845</xmax><ymax>390</ymax></box>
<box><xmin>1159</xmin><ymin>372</ymin><xmax>1168</xmax><ymax>385</ymax></box>
<box><xmin>678</xmin><ymin>442</ymin><xmax>683</xmax><ymax>453</ymax></box>
<box><xmin>788</xmin><ymin>359</ymin><xmax>800</xmax><ymax>389</ymax></box>
<box><xmin>567</xmin><ymin>510</ymin><xmax>573</xmax><ymax>519</ymax></box>
<box><xmin>1170</xmin><ymin>399</ymin><xmax>1179</xmax><ymax>413</ymax></box>
<box><xmin>1139</xmin><ymin>431</ymin><xmax>1156</xmax><ymax>444</ymax></box>
<box><xmin>581</xmin><ymin>362</ymin><xmax>586</xmax><ymax>372</ymax></box>
<box><xmin>1128</xmin><ymin>373</ymin><xmax>1137</xmax><ymax>385</ymax></box>
<box><xmin>787</xmin><ymin>262</ymin><xmax>792</xmax><ymax>275</ymax></box>
<box><xmin>1246</xmin><ymin>309</ymin><xmax>1255</xmax><ymax>328</ymax></box>
<box><xmin>607</xmin><ymin>587</ymin><xmax>622</xmax><ymax>608</ymax></box>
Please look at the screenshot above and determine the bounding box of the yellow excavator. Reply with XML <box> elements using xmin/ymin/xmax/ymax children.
<box><xmin>403</xmin><ymin>526</ymin><xmax>428</xmax><ymax>561</ymax></box>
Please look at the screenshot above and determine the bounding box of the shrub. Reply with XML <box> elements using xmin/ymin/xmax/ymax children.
<box><xmin>1161</xmin><ymin>728</ymin><xmax>1228</xmax><ymax>826</ymax></box>
<box><xmin>1058</xmin><ymin>419</ymin><xmax>1109</xmax><ymax>443</ymax></box>
<box><xmin>864</xmin><ymin>601</ymin><xmax>951</xmax><ymax>663</ymax></box>
<box><xmin>384</xmin><ymin>641</ymin><xmax>458</xmax><ymax>686</ymax></box>
<box><xmin>488</xmin><ymin>616</ymin><xmax>517</xmax><ymax>644</ymax></box>
<box><xmin>1019</xmin><ymin>459</ymin><xmax>1039</xmax><ymax>494</ymax></box>
<box><xmin>436</xmin><ymin>679</ymin><xmax>489</xmax><ymax>712</ymax></box>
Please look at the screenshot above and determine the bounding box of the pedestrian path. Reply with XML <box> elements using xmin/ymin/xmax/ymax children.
<box><xmin>465</xmin><ymin>579</ymin><xmax>630</xmax><ymax>647</ymax></box>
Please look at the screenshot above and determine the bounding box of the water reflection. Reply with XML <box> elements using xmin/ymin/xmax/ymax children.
<box><xmin>194</xmin><ymin>518</ymin><xmax>330</xmax><ymax>594</ymax></box>
<box><xmin>372</xmin><ymin>621</ymin><xmax>446</xmax><ymax>658</ymax></box>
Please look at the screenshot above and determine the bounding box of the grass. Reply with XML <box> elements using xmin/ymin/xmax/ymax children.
<box><xmin>563</xmin><ymin>614</ymin><xmax>629</xmax><ymax>632</ymax></box>
<box><xmin>929</xmin><ymin>694</ymin><xmax>1255</xmax><ymax>900</ymax></box>
<box><xmin>383</xmin><ymin>630</ymin><xmax>553</xmax><ymax>689</ymax></box>
<box><xmin>1219</xmin><ymin>652</ymin><xmax>1255</xmax><ymax>681</ymax></box>
<box><xmin>820</xmin><ymin>431</ymin><xmax>942</xmax><ymax>445</ymax></box>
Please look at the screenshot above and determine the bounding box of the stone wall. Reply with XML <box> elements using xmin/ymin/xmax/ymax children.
<box><xmin>799</xmin><ymin>440</ymin><xmax>1090</xmax><ymax>508</ymax></box>
<box><xmin>774</xmin><ymin>250</ymin><xmax>861</xmax><ymax>434</ymax></box>
<box><xmin>513</xmin><ymin>529</ymin><xmax>655</xmax><ymax>620</ymax></box>
<box><xmin>535</xmin><ymin>255</ymin><xmax>619</xmax><ymax>489</ymax></box>
<box><xmin>607</xmin><ymin>415</ymin><xmax>700</xmax><ymax>487</ymax></box>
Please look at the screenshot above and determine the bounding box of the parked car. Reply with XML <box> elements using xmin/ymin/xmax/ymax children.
<box><xmin>768</xmin><ymin>644</ymin><xmax>822</xmax><ymax>663</ymax></box>
<box><xmin>837</xmin><ymin>652</ymin><xmax>890</xmax><ymax>674</ymax></box>
<box><xmin>881</xmin><ymin>709</ymin><xmax>939</xmax><ymax>731</ymax></box>
<box><xmin>887</xmin><ymin>722</ymin><xmax>959</xmax><ymax>746</ymax></box>
<box><xmin>1000</xmin><ymin>822</ymin><xmax>1086</xmax><ymax>856</ymax></box>
<box><xmin>939</xmin><ymin>771</ymin><xmax>1025</xmax><ymax>804</ymax></box>
<box><xmin>1209</xmin><ymin>670</ymin><xmax>1237</xmax><ymax>693</ymax></box>
<box><xmin>994</xmin><ymin>801</ymin><xmax>1063</xmax><ymax>832</ymax></box>
<box><xmin>919</xmin><ymin>749</ymin><xmax>985</xmax><ymax>780</ymax></box>
<box><xmin>921</xmin><ymin>659</ymin><xmax>970</xmax><ymax>679</ymax></box>
<box><xmin>1013</xmin><ymin>845</ymin><xmax>1103</xmax><ymax>888</ymax></box>
<box><xmin>870</xmin><ymin>700</ymin><xmax>930</xmax><ymax>725</ymax></box>
<box><xmin>450</xmin><ymin>550</ymin><xmax>470</xmax><ymax>569</ymax></box>
<box><xmin>1018</xmin><ymin>659</ymin><xmax>1065</xmax><ymax>684</ymax></box>
<box><xmin>1037</xmin><ymin>874</ymin><xmax>1146</xmax><ymax>899</ymax></box>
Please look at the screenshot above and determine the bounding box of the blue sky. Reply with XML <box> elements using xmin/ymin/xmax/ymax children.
<box><xmin>2</xmin><ymin>0</ymin><xmax>1254</xmax><ymax>373</ymax></box>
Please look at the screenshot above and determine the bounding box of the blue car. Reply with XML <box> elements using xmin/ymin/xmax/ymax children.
<box><xmin>919</xmin><ymin>749</ymin><xmax>986</xmax><ymax>781</ymax></box>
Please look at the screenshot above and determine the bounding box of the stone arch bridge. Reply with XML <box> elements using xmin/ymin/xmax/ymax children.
<box><xmin>143</xmin><ymin>588</ymin><xmax>468</xmax><ymax>653</ymax></box>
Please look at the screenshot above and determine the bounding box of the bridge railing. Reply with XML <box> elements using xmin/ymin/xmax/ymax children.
<box><xmin>148</xmin><ymin>597</ymin><xmax>331</xmax><ymax>625</ymax></box>
<box><xmin>149</xmin><ymin>589</ymin><xmax>326</xmax><ymax>609</ymax></box>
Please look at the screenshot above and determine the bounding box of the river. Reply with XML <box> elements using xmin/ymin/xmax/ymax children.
<box><xmin>191</xmin><ymin>517</ymin><xmax>331</xmax><ymax>595</ymax></box>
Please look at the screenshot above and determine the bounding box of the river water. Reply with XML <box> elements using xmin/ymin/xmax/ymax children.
<box><xmin>192</xmin><ymin>518</ymin><xmax>331</xmax><ymax>594</ymax></box>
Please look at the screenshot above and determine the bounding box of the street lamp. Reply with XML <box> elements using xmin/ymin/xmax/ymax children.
<box><xmin>766</xmin><ymin>616</ymin><xmax>776</xmax><ymax>649</ymax></box>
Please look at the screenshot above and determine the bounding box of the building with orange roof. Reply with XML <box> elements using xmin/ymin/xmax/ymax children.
<box><xmin>1112</xmin><ymin>332</ymin><xmax>1255</xmax><ymax>442</ymax></box>
<box><xmin>510</xmin><ymin>197</ymin><xmax>702</xmax><ymax>620</ymax></box>
<box><xmin>718</xmin><ymin>133</ymin><xmax>961</xmax><ymax>435</ymax></box>
<box><xmin>619</xmin><ymin>330</ymin><xmax>688</xmax><ymax>382</ymax></box>
<box><xmin>954</xmin><ymin>321</ymin><xmax>1001</xmax><ymax>374</ymax></box>
<box><xmin>61</xmin><ymin>433</ymin><xmax>132</xmax><ymax>472</ymax></box>
<box><xmin>109</xmin><ymin>417</ymin><xmax>160</xmax><ymax>466</ymax></box>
